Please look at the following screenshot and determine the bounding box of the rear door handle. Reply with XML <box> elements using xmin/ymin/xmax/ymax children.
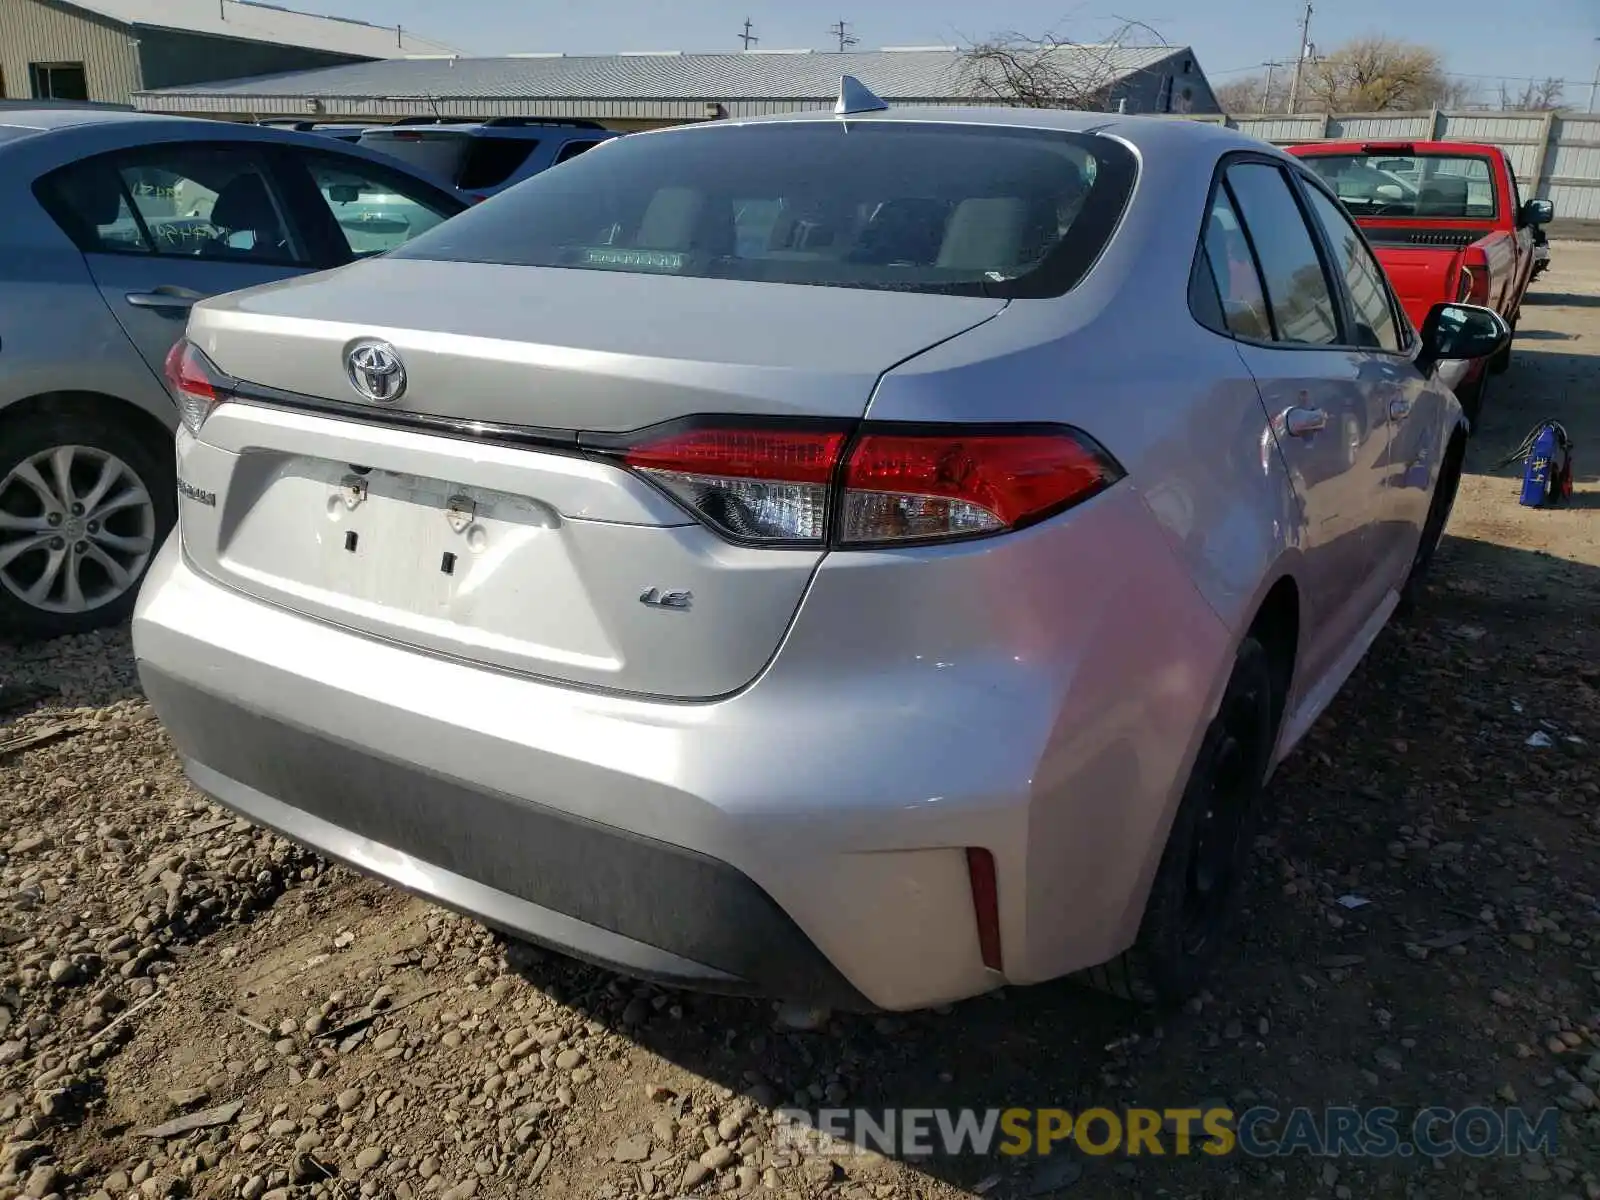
<box><xmin>1283</xmin><ymin>406</ymin><xmax>1329</xmax><ymax>438</ymax></box>
<box><xmin>125</xmin><ymin>287</ymin><xmax>208</xmax><ymax>311</ymax></box>
<box><xmin>1389</xmin><ymin>397</ymin><xmax>1413</xmax><ymax>422</ymax></box>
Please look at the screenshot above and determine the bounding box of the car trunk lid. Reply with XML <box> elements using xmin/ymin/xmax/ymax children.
<box><xmin>178</xmin><ymin>259</ymin><xmax>1006</xmax><ymax>698</ymax></box>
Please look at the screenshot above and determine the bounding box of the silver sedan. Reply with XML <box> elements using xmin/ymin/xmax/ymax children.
<box><xmin>133</xmin><ymin>86</ymin><xmax>1507</xmax><ymax>1011</ymax></box>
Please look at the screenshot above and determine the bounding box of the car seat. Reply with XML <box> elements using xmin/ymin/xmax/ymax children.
<box><xmin>1415</xmin><ymin>176</ymin><xmax>1469</xmax><ymax>218</ymax></box>
<box><xmin>848</xmin><ymin>198</ymin><xmax>950</xmax><ymax>266</ymax></box>
<box><xmin>636</xmin><ymin>188</ymin><xmax>734</xmax><ymax>258</ymax></box>
<box><xmin>204</xmin><ymin>174</ymin><xmax>291</xmax><ymax>260</ymax></box>
<box><xmin>935</xmin><ymin>196</ymin><xmax>1058</xmax><ymax>274</ymax></box>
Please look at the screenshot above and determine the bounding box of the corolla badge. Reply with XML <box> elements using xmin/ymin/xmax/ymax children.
<box><xmin>345</xmin><ymin>339</ymin><xmax>407</xmax><ymax>403</ymax></box>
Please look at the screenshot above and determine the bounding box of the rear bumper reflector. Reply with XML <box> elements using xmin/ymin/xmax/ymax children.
<box><xmin>966</xmin><ymin>847</ymin><xmax>1004</xmax><ymax>972</ymax></box>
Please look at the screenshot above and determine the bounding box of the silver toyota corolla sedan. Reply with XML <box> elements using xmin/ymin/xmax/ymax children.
<box><xmin>133</xmin><ymin>86</ymin><xmax>1509</xmax><ymax>1012</ymax></box>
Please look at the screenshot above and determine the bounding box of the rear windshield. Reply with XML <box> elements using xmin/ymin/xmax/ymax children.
<box><xmin>1299</xmin><ymin>153</ymin><xmax>1497</xmax><ymax>220</ymax></box>
<box><xmin>389</xmin><ymin>121</ymin><xmax>1137</xmax><ymax>298</ymax></box>
<box><xmin>359</xmin><ymin>130</ymin><xmax>470</xmax><ymax>181</ymax></box>
<box><xmin>359</xmin><ymin>130</ymin><xmax>538</xmax><ymax>191</ymax></box>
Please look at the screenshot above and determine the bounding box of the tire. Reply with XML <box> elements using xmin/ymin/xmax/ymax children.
<box><xmin>0</xmin><ymin>403</ymin><xmax>175</xmax><ymax>640</ymax></box>
<box><xmin>1488</xmin><ymin>318</ymin><xmax>1515</xmax><ymax>375</ymax></box>
<box><xmin>1080</xmin><ymin>637</ymin><xmax>1277</xmax><ymax>1007</ymax></box>
<box><xmin>1395</xmin><ymin>435</ymin><xmax>1464</xmax><ymax>619</ymax></box>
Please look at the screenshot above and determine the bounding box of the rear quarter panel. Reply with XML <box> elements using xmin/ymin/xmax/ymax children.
<box><xmin>865</xmin><ymin>128</ymin><xmax>1307</xmax><ymax>965</ymax></box>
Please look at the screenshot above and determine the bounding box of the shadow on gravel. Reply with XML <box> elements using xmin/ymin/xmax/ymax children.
<box><xmin>1522</xmin><ymin>291</ymin><xmax>1600</xmax><ymax>308</ymax></box>
<box><xmin>488</xmin><ymin>535</ymin><xmax>1600</xmax><ymax>1198</ymax></box>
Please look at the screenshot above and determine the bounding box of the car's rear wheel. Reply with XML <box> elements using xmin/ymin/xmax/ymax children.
<box><xmin>0</xmin><ymin>404</ymin><xmax>175</xmax><ymax>640</ymax></box>
<box><xmin>1081</xmin><ymin>637</ymin><xmax>1276</xmax><ymax>1006</ymax></box>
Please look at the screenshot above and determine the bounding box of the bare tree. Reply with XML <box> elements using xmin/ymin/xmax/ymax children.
<box><xmin>1214</xmin><ymin>70</ymin><xmax>1293</xmax><ymax>114</ymax></box>
<box><xmin>1434</xmin><ymin>77</ymin><xmax>1482</xmax><ymax>109</ymax></box>
<box><xmin>1498</xmin><ymin>76</ymin><xmax>1564</xmax><ymax>110</ymax></box>
<box><xmin>962</xmin><ymin>19</ymin><xmax>1170</xmax><ymax>111</ymax></box>
<box><xmin>1300</xmin><ymin>36</ymin><xmax>1454</xmax><ymax>111</ymax></box>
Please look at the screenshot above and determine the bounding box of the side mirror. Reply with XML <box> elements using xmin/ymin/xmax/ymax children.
<box><xmin>1417</xmin><ymin>302</ymin><xmax>1511</xmax><ymax>374</ymax></box>
<box><xmin>1521</xmin><ymin>198</ymin><xmax>1554</xmax><ymax>227</ymax></box>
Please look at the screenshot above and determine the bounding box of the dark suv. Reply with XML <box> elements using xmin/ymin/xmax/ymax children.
<box><xmin>356</xmin><ymin>118</ymin><xmax>619</xmax><ymax>201</ymax></box>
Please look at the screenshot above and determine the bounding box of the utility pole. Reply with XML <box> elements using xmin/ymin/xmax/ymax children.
<box><xmin>1286</xmin><ymin>1</ymin><xmax>1313</xmax><ymax>115</ymax></box>
<box><xmin>1262</xmin><ymin>62</ymin><xmax>1276</xmax><ymax>113</ymax></box>
<box><xmin>829</xmin><ymin>20</ymin><xmax>859</xmax><ymax>53</ymax></box>
<box><xmin>1590</xmin><ymin>39</ymin><xmax>1599</xmax><ymax>113</ymax></box>
<box><xmin>738</xmin><ymin>18</ymin><xmax>758</xmax><ymax>51</ymax></box>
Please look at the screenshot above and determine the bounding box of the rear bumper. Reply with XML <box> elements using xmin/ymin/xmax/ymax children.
<box><xmin>133</xmin><ymin>478</ymin><xmax>1230</xmax><ymax>1011</ymax></box>
<box><xmin>140</xmin><ymin>663</ymin><xmax>870</xmax><ymax>1008</ymax></box>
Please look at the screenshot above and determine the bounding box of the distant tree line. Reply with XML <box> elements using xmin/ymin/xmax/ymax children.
<box><xmin>1213</xmin><ymin>37</ymin><xmax>1567</xmax><ymax>114</ymax></box>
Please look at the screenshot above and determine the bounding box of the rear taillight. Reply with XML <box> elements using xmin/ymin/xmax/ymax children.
<box><xmin>840</xmin><ymin>430</ymin><xmax>1119</xmax><ymax>545</ymax></box>
<box><xmin>163</xmin><ymin>339</ymin><xmax>230</xmax><ymax>436</ymax></box>
<box><xmin>1458</xmin><ymin>247</ymin><xmax>1490</xmax><ymax>305</ymax></box>
<box><xmin>624</xmin><ymin>427</ymin><xmax>845</xmax><ymax>544</ymax></box>
<box><xmin>616</xmin><ymin>421</ymin><xmax>1121</xmax><ymax>549</ymax></box>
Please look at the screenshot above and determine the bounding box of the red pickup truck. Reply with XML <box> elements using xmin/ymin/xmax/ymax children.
<box><xmin>1288</xmin><ymin>140</ymin><xmax>1552</xmax><ymax>426</ymax></box>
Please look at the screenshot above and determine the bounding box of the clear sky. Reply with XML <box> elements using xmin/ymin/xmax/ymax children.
<box><xmin>315</xmin><ymin>0</ymin><xmax>1599</xmax><ymax>109</ymax></box>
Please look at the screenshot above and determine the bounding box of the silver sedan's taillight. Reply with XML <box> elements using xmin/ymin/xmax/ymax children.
<box><xmin>616</xmin><ymin>421</ymin><xmax>1123</xmax><ymax>549</ymax></box>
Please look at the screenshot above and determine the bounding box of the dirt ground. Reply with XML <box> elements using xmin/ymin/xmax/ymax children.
<box><xmin>1</xmin><ymin>246</ymin><xmax>1599</xmax><ymax>1200</ymax></box>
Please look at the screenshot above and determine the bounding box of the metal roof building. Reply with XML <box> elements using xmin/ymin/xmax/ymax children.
<box><xmin>130</xmin><ymin>45</ymin><xmax>1221</xmax><ymax>128</ymax></box>
<box><xmin>0</xmin><ymin>0</ymin><xmax>455</xmax><ymax>107</ymax></box>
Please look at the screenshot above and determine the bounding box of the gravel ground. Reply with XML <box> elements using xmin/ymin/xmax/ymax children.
<box><xmin>1</xmin><ymin>245</ymin><xmax>1598</xmax><ymax>1200</ymax></box>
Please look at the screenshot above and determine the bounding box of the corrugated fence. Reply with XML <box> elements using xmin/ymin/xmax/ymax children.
<box><xmin>1182</xmin><ymin>109</ymin><xmax>1600</xmax><ymax>223</ymax></box>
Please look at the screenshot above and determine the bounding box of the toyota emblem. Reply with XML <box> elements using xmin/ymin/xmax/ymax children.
<box><xmin>346</xmin><ymin>339</ymin><xmax>407</xmax><ymax>403</ymax></box>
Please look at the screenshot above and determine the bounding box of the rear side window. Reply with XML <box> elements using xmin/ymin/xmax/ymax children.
<box><xmin>36</xmin><ymin>158</ymin><xmax>150</xmax><ymax>253</ymax></box>
<box><xmin>296</xmin><ymin>153</ymin><xmax>460</xmax><ymax>257</ymax></box>
<box><xmin>1301</xmin><ymin>185</ymin><xmax>1403</xmax><ymax>352</ymax></box>
<box><xmin>37</xmin><ymin>145</ymin><xmax>307</xmax><ymax>264</ymax></box>
<box><xmin>390</xmin><ymin>121</ymin><xmax>1138</xmax><ymax>299</ymax></box>
<box><xmin>1224</xmin><ymin>163</ymin><xmax>1340</xmax><ymax>346</ymax></box>
<box><xmin>554</xmin><ymin>139</ymin><xmax>600</xmax><ymax>166</ymax></box>
<box><xmin>1197</xmin><ymin>184</ymin><xmax>1272</xmax><ymax>340</ymax></box>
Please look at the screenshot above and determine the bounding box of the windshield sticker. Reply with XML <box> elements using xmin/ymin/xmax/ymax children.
<box><xmin>581</xmin><ymin>247</ymin><xmax>686</xmax><ymax>271</ymax></box>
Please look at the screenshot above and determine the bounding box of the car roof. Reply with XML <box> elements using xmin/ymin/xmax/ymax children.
<box><xmin>359</xmin><ymin>119</ymin><xmax>612</xmax><ymax>138</ymax></box>
<box><xmin>0</xmin><ymin>106</ymin><xmax>170</xmax><ymax>136</ymax></box>
<box><xmin>0</xmin><ymin>109</ymin><xmax>472</xmax><ymax>200</ymax></box>
<box><xmin>631</xmin><ymin>104</ymin><xmax>1275</xmax><ymax>158</ymax></box>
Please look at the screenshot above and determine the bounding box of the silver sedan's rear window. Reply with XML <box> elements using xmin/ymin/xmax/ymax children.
<box><xmin>391</xmin><ymin>121</ymin><xmax>1136</xmax><ymax>298</ymax></box>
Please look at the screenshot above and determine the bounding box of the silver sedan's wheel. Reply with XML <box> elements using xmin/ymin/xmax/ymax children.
<box><xmin>0</xmin><ymin>444</ymin><xmax>157</xmax><ymax>615</ymax></box>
